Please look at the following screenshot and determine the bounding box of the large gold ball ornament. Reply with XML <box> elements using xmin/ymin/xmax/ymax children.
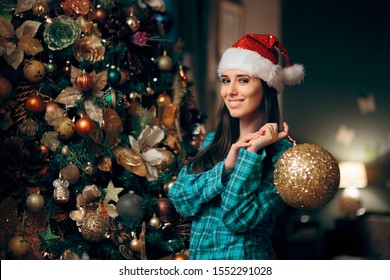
<box><xmin>0</xmin><ymin>76</ymin><xmax>13</xmax><ymax>105</ymax></box>
<box><xmin>26</xmin><ymin>193</ymin><xmax>45</xmax><ymax>212</ymax></box>
<box><xmin>7</xmin><ymin>236</ymin><xmax>31</xmax><ymax>259</ymax></box>
<box><xmin>54</xmin><ymin>117</ymin><xmax>75</xmax><ymax>139</ymax></box>
<box><xmin>23</xmin><ymin>60</ymin><xmax>46</xmax><ymax>82</ymax></box>
<box><xmin>274</xmin><ymin>143</ymin><xmax>340</xmax><ymax>210</ymax></box>
<box><xmin>25</xmin><ymin>95</ymin><xmax>45</xmax><ymax>113</ymax></box>
<box><xmin>80</xmin><ymin>211</ymin><xmax>109</xmax><ymax>242</ymax></box>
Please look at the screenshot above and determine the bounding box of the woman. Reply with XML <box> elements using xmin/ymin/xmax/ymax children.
<box><xmin>168</xmin><ymin>34</ymin><xmax>304</xmax><ymax>260</ymax></box>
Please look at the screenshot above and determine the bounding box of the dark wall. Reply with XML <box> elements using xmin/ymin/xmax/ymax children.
<box><xmin>281</xmin><ymin>0</ymin><xmax>390</xmax><ymax>166</ymax></box>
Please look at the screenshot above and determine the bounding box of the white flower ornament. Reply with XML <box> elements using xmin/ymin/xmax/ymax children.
<box><xmin>129</xmin><ymin>125</ymin><xmax>164</xmax><ymax>181</ymax></box>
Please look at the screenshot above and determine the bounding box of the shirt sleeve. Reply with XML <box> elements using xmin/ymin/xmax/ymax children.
<box><xmin>221</xmin><ymin>139</ymin><xmax>291</xmax><ymax>233</ymax></box>
<box><xmin>168</xmin><ymin>132</ymin><xmax>226</xmax><ymax>217</ymax></box>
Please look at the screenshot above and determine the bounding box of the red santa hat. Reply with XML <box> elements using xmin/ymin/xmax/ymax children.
<box><xmin>217</xmin><ymin>34</ymin><xmax>304</xmax><ymax>93</ymax></box>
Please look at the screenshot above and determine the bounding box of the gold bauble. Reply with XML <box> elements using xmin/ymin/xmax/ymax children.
<box><xmin>32</xmin><ymin>1</ymin><xmax>50</xmax><ymax>16</ymax></box>
<box><xmin>26</xmin><ymin>193</ymin><xmax>45</xmax><ymax>212</ymax></box>
<box><xmin>163</xmin><ymin>176</ymin><xmax>176</xmax><ymax>196</ymax></box>
<box><xmin>149</xmin><ymin>213</ymin><xmax>162</xmax><ymax>229</ymax></box>
<box><xmin>157</xmin><ymin>51</ymin><xmax>173</xmax><ymax>71</ymax></box>
<box><xmin>80</xmin><ymin>211</ymin><xmax>109</xmax><ymax>242</ymax></box>
<box><xmin>7</xmin><ymin>236</ymin><xmax>31</xmax><ymax>259</ymax></box>
<box><xmin>83</xmin><ymin>162</ymin><xmax>96</xmax><ymax>175</ymax></box>
<box><xmin>60</xmin><ymin>163</ymin><xmax>81</xmax><ymax>185</ymax></box>
<box><xmin>54</xmin><ymin>117</ymin><xmax>75</xmax><ymax>139</ymax></box>
<box><xmin>125</xmin><ymin>15</ymin><xmax>140</xmax><ymax>32</ymax></box>
<box><xmin>23</xmin><ymin>60</ymin><xmax>46</xmax><ymax>82</ymax></box>
<box><xmin>130</xmin><ymin>237</ymin><xmax>142</xmax><ymax>252</ymax></box>
<box><xmin>274</xmin><ymin>143</ymin><xmax>340</xmax><ymax>210</ymax></box>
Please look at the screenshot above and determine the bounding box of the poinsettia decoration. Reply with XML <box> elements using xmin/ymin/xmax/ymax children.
<box><xmin>0</xmin><ymin>16</ymin><xmax>43</xmax><ymax>69</ymax></box>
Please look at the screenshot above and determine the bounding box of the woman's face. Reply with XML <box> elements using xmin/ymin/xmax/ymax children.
<box><xmin>220</xmin><ymin>69</ymin><xmax>264</xmax><ymax>122</ymax></box>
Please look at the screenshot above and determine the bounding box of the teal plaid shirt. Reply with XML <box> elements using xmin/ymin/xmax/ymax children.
<box><xmin>168</xmin><ymin>132</ymin><xmax>292</xmax><ymax>260</ymax></box>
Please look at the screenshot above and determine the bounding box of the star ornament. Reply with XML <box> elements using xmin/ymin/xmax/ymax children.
<box><xmin>103</xmin><ymin>180</ymin><xmax>124</xmax><ymax>203</ymax></box>
<box><xmin>38</xmin><ymin>224</ymin><xmax>59</xmax><ymax>250</ymax></box>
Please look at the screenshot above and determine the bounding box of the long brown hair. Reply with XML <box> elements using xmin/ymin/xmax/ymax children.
<box><xmin>188</xmin><ymin>80</ymin><xmax>281</xmax><ymax>173</ymax></box>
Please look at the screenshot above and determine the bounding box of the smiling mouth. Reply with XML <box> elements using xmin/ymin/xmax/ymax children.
<box><xmin>228</xmin><ymin>99</ymin><xmax>244</xmax><ymax>107</ymax></box>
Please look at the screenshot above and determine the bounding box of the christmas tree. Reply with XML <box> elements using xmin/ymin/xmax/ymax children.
<box><xmin>0</xmin><ymin>0</ymin><xmax>205</xmax><ymax>260</ymax></box>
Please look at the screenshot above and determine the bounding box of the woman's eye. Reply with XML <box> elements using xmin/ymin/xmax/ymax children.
<box><xmin>239</xmin><ymin>78</ymin><xmax>249</xmax><ymax>83</ymax></box>
<box><xmin>221</xmin><ymin>78</ymin><xmax>230</xmax><ymax>84</ymax></box>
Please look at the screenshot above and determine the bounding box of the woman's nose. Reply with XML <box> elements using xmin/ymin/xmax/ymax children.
<box><xmin>227</xmin><ymin>81</ymin><xmax>238</xmax><ymax>95</ymax></box>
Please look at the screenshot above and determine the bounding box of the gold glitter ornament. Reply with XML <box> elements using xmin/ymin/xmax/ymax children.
<box><xmin>19</xmin><ymin>118</ymin><xmax>39</xmax><ymax>136</ymax></box>
<box><xmin>41</xmin><ymin>131</ymin><xmax>60</xmax><ymax>152</ymax></box>
<box><xmin>79</xmin><ymin>209</ymin><xmax>109</xmax><ymax>242</ymax></box>
<box><xmin>274</xmin><ymin>143</ymin><xmax>340</xmax><ymax>210</ymax></box>
<box><xmin>45</xmin><ymin>107</ymin><xmax>65</xmax><ymax>126</ymax></box>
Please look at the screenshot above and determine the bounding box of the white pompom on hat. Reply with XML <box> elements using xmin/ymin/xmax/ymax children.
<box><xmin>217</xmin><ymin>34</ymin><xmax>305</xmax><ymax>93</ymax></box>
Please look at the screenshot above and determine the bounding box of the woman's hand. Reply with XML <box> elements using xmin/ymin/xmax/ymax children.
<box><xmin>247</xmin><ymin>122</ymin><xmax>289</xmax><ymax>153</ymax></box>
<box><xmin>224</xmin><ymin>122</ymin><xmax>289</xmax><ymax>172</ymax></box>
<box><xmin>224</xmin><ymin>132</ymin><xmax>260</xmax><ymax>172</ymax></box>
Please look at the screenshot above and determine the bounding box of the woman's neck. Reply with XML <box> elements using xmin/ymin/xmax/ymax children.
<box><xmin>238</xmin><ymin>113</ymin><xmax>263</xmax><ymax>140</ymax></box>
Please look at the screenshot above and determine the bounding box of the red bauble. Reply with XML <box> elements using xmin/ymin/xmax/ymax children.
<box><xmin>75</xmin><ymin>71</ymin><xmax>93</xmax><ymax>91</ymax></box>
<box><xmin>75</xmin><ymin>117</ymin><xmax>96</xmax><ymax>136</ymax></box>
<box><xmin>157</xmin><ymin>197</ymin><xmax>177</xmax><ymax>223</ymax></box>
<box><xmin>25</xmin><ymin>95</ymin><xmax>45</xmax><ymax>113</ymax></box>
